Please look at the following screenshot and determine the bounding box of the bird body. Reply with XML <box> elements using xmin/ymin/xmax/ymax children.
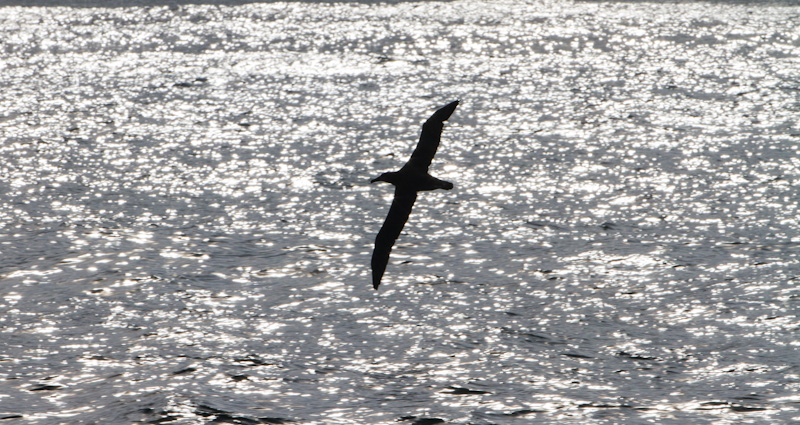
<box><xmin>370</xmin><ymin>100</ymin><xmax>459</xmax><ymax>290</ymax></box>
<box><xmin>371</xmin><ymin>168</ymin><xmax>453</xmax><ymax>192</ymax></box>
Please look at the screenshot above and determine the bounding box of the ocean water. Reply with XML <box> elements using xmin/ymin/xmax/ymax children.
<box><xmin>1</xmin><ymin>1</ymin><xmax>800</xmax><ymax>423</ymax></box>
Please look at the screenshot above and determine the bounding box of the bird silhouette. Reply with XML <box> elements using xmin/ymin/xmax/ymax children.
<box><xmin>370</xmin><ymin>100</ymin><xmax>459</xmax><ymax>290</ymax></box>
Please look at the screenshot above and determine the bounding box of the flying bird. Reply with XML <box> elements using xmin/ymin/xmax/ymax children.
<box><xmin>370</xmin><ymin>100</ymin><xmax>459</xmax><ymax>290</ymax></box>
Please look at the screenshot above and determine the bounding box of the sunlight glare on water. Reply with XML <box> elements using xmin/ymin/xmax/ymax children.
<box><xmin>1</xmin><ymin>0</ymin><xmax>800</xmax><ymax>424</ymax></box>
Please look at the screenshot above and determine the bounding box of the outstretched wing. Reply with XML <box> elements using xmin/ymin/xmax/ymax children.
<box><xmin>409</xmin><ymin>100</ymin><xmax>459</xmax><ymax>171</ymax></box>
<box><xmin>371</xmin><ymin>189</ymin><xmax>418</xmax><ymax>289</ymax></box>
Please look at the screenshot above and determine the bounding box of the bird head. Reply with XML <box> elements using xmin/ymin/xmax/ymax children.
<box><xmin>371</xmin><ymin>172</ymin><xmax>394</xmax><ymax>184</ymax></box>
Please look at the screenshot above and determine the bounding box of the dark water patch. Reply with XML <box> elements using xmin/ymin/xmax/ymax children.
<box><xmin>147</xmin><ymin>415</ymin><xmax>181</xmax><ymax>424</ymax></box>
<box><xmin>260</xmin><ymin>418</ymin><xmax>295</xmax><ymax>424</ymax></box>
<box><xmin>28</xmin><ymin>384</ymin><xmax>63</xmax><ymax>391</ymax></box>
<box><xmin>399</xmin><ymin>417</ymin><xmax>446</xmax><ymax>425</ymax></box>
<box><xmin>616</xmin><ymin>351</ymin><xmax>657</xmax><ymax>361</ymax></box>
<box><xmin>729</xmin><ymin>405</ymin><xmax>767</xmax><ymax>412</ymax></box>
<box><xmin>505</xmin><ymin>409</ymin><xmax>543</xmax><ymax>416</ymax></box>
<box><xmin>196</xmin><ymin>405</ymin><xmax>258</xmax><ymax>424</ymax></box>
<box><xmin>442</xmin><ymin>386</ymin><xmax>491</xmax><ymax>395</ymax></box>
<box><xmin>696</xmin><ymin>401</ymin><xmax>768</xmax><ymax>413</ymax></box>
<box><xmin>500</xmin><ymin>326</ymin><xmax>564</xmax><ymax>345</ymax></box>
<box><xmin>172</xmin><ymin>367</ymin><xmax>197</xmax><ymax>375</ymax></box>
<box><xmin>577</xmin><ymin>402</ymin><xmax>639</xmax><ymax>409</ymax></box>
<box><xmin>259</xmin><ymin>418</ymin><xmax>295</xmax><ymax>424</ymax></box>
<box><xmin>233</xmin><ymin>355</ymin><xmax>276</xmax><ymax>367</ymax></box>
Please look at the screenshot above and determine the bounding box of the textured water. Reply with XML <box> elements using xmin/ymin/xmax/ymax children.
<box><xmin>1</xmin><ymin>1</ymin><xmax>800</xmax><ymax>424</ymax></box>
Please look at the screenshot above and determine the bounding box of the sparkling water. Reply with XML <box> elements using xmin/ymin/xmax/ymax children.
<box><xmin>1</xmin><ymin>1</ymin><xmax>799</xmax><ymax>423</ymax></box>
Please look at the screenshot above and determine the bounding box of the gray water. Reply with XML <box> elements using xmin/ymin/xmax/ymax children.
<box><xmin>1</xmin><ymin>1</ymin><xmax>800</xmax><ymax>424</ymax></box>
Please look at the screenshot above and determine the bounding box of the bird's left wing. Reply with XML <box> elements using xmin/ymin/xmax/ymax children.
<box><xmin>371</xmin><ymin>189</ymin><xmax>418</xmax><ymax>289</ymax></box>
<box><xmin>409</xmin><ymin>100</ymin><xmax>459</xmax><ymax>171</ymax></box>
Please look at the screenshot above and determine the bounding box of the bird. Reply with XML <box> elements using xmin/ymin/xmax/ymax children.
<box><xmin>370</xmin><ymin>100</ymin><xmax>459</xmax><ymax>290</ymax></box>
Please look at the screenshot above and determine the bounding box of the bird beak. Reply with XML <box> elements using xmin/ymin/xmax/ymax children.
<box><xmin>370</xmin><ymin>177</ymin><xmax>379</xmax><ymax>183</ymax></box>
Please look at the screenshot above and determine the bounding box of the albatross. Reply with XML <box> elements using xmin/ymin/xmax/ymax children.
<box><xmin>370</xmin><ymin>100</ymin><xmax>459</xmax><ymax>290</ymax></box>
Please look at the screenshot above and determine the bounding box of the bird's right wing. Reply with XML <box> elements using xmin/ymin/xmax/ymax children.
<box><xmin>371</xmin><ymin>189</ymin><xmax>418</xmax><ymax>289</ymax></box>
<box><xmin>409</xmin><ymin>100</ymin><xmax>459</xmax><ymax>171</ymax></box>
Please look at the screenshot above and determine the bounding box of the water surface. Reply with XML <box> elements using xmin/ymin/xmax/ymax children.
<box><xmin>1</xmin><ymin>1</ymin><xmax>799</xmax><ymax>423</ymax></box>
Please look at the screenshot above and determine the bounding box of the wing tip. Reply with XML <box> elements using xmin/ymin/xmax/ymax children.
<box><xmin>432</xmin><ymin>100</ymin><xmax>459</xmax><ymax>123</ymax></box>
<box><xmin>372</xmin><ymin>259</ymin><xmax>385</xmax><ymax>290</ymax></box>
